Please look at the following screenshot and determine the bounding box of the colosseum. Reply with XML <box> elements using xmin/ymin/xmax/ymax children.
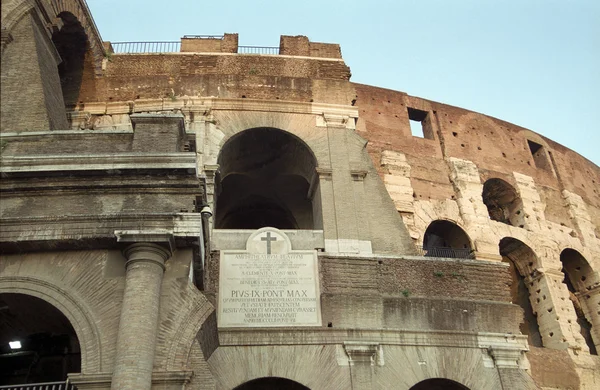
<box><xmin>1</xmin><ymin>1</ymin><xmax>599</xmax><ymax>389</ymax></box>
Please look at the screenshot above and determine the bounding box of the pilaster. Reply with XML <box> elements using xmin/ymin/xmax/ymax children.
<box><xmin>527</xmin><ymin>270</ymin><xmax>582</xmax><ymax>351</ymax></box>
<box><xmin>343</xmin><ymin>342</ymin><xmax>382</xmax><ymax>390</ymax></box>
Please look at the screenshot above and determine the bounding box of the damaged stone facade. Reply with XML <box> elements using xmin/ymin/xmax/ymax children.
<box><xmin>1</xmin><ymin>1</ymin><xmax>599</xmax><ymax>389</ymax></box>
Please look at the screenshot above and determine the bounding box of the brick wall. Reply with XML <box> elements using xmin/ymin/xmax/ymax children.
<box><xmin>0</xmin><ymin>13</ymin><xmax>67</xmax><ymax>132</ymax></box>
<box><xmin>354</xmin><ymin>82</ymin><xmax>600</xmax><ymax>224</ymax></box>
<box><xmin>76</xmin><ymin>53</ymin><xmax>352</xmax><ymax>105</ymax></box>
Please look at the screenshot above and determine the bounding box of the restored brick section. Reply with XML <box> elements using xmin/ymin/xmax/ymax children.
<box><xmin>320</xmin><ymin>255</ymin><xmax>512</xmax><ymax>302</ymax></box>
<box><xmin>279</xmin><ymin>35</ymin><xmax>309</xmax><ymax>56</ymax></box>
<box><xmin>131</xmin><ymin>114</ymin><xmax>185</xmax><ymax>153</ymax></box>
<box><xmin>0</xmin><ymin>12</ymin><xmax>68</xmax><ymax>131</ymax></box>
<box><xmin>180</xmin><ymin>33</ymin><xmax>238</xmax><ymax>53</ymax></box>
<box><xmin>77</xmin><ymin>52</ymin><xmax>352</xmax><ymax>104</ymax></box>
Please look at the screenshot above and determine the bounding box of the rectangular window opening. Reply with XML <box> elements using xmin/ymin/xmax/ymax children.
<box><xmin>408</xmin><ymin>107</ymin><xmax>434</xmax><ymax>139</ymax></box>
<box><xmin>527</xmin><ymin>140</ymin><xmax>551</xmax><ymax>171</ymax></box>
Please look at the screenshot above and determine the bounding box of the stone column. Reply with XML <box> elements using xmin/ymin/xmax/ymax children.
<box><xmin>111</xmin><ymin>242</ymin><xmax>171</xmax><ymax>389</ymax></box>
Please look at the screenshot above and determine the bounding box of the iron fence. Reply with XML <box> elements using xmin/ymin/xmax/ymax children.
<box><xmin>110</xmin><ymin>41</ymin><xmax>180</xmax><ymax>53</ymax></box>
<box><xmin>0</xmin><ymin>381</ymin><xmax>76</xmax><ymax>390</ymax></box>
<box><xmin>418</xmin><ymin>246</ymin><xmax>475</xmax><ymax>259</ymax></box>
<box><xmin>238</xmin><ymin>46</ymin><xmax>280</xmax><ymax>55</ymax></box>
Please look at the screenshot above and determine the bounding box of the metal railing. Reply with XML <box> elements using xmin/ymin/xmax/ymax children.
<box><xmin>110</xmin><ymin>41</ymin><xmax>180</xmax><ymax>53</ymax></box>
<box><xmin>418</xmin><ymin>246</ymin><xmax>475</xmax><ymax>259</ymax></box>
<box><xmin>0</xmin><ymin>381</ymin><xmax>76</xmax><ymax>390</ymax></box>
<box><xmin>238</xmin><ymin>46</ymin><xmax>280</xmax><ymax>55</ymax></box>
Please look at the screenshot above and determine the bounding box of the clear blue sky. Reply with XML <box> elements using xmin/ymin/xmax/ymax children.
<box><xmin>87</xmin><ymin>0</ymin><xmax>599</xmax><ymax>166</ymax></box>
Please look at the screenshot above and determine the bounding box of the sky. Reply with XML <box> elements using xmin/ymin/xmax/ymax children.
<box><xmin>87</xmin><ymin>0</ymin><xmax>599</xmax><ymax>166</ymax></box>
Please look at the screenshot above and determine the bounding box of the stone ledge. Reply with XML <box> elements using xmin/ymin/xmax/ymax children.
<box><xmin>218</xmin><ymin>328</ymin><xmax>528</xmax><ymax>350</ymax></box>
<box><xmin>0</xmin><ymin>153</ymin><xmax>196</xmax><ymax>173</ymax></box>
<box><xmin>0</xmin><ymin>213</ymin><xmax>202</xmax><ymax>253</ymax></box>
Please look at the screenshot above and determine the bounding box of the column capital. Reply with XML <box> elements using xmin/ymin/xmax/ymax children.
<box><xmin>123</xmin><ymin>242</ymin><xmax>171</xmax><ymax>271</ymax></box>
<box><xmin>115</xmin><ymin>230</ymin><xmax>174</xmax><ymax>271</ymax></box>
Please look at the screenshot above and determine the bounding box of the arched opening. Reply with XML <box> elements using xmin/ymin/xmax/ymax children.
<box><xmin>233</xmin><ymin>377</ymin><xmax>310</xmax><ymax>390</ymax></box>
<box><xmin>499</xmin><ymin>237</ymin><xmax>543</xmax><ymax>347</ymax></box>
<box><xmin>482</xmin><ymin>178</ymin><xmax>524</xmax><ymax>227</ymax></box>
<box><xmin>0</xmin><ymin>293</ymin><xmax>81</xmax><ymax>385</ymax></box>
<box><xmin>216</xmin><ymin>128</ymin><xmax>318</xmax><ymax>230</ymax></box>
<box><xmin>423</xmin><ymin>220</ymin><xmax>474</xmax><ymax>258</ymax></box>
<box><xmin>560</xmin><ymin>248</ymin><xmax>597</xmax><ymax>355</ymax></box>
<box><xmin>52</xmin><ymin>12</ymin><xmax>89</xmax><ymax>108</ymax></box>
<box><xmin>409</xmin><ymin>378</ymin><xmax>470</xmax><ymax>390</ymax></box>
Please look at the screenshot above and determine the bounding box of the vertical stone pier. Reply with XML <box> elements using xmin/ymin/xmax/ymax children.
<box><xmin>111</xmin><ymin>233</ymin><xmax>173</xmax><ymax>389</ymax></box>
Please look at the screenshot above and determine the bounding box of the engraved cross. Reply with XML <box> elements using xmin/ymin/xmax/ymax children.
<box><xmin>261</xmin><ymin>232</ymin><xmax>277</xmax><ymax>254</ymax></box>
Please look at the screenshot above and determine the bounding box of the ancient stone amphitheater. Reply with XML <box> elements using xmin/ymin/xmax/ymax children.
<box><xmin>1</xmin><ymin>1</ymin><xmax>599</xmax><ymax>389</ymax></box>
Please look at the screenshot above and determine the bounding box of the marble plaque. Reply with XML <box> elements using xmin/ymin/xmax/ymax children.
<box><xmin>218</xmin><ymin>228</ymin><xmax>321</xmax><ymax>327</ymax></box>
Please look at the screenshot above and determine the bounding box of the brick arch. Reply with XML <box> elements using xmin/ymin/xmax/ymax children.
<box><xmin>1</xmin><ymin>0</ymin><xmax>105</xmax><ymax>74</ymax></box>
<box><xmin>0</xmin><ymin>276</ymin><xmax>103</xmax><ymax>373</ymax></box>
<box><xmin>48</xmin><ymin>0</ymin><xmax>105</xmax><ymax>75</ymax></box>
<box><xmin>165</xmin><ymin>288</ymin><xmax>215</xmax><ymax>371</ymax></box>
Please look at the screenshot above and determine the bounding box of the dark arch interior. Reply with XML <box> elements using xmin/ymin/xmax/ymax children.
<box><xmin>52</xmin><ymin>12</ymin><xmax>89</xmax><ymax>107</ymax></box>
<box><xmin>423</xmin><ymin>220</ymin><xmax>473</xmax><ymax>255</ymax></box>
<box><xmin>0</xmin><ymin>293</ymin><xmax>81</xmax><ymax>385</ymax></box>
<box><xmin>560</xmin><ymin>249</ymin><xmax>597</xmax><ymax>355</ymax></box>
<box><xmin>499</xmin><ymin>237</ymin><xmax>543</xmax><ymax>347</ymax></box>
<box><xmin>216</xmin><ymin>128</ymin><xmax>317</xmax><ymax>230</ymax></box>
<box><xmin>234</xmin><ymin>377</ymin><xmax>310</xmax><ymax>390</ymax></box>
<box><xmin>409</xmin><ymin>378</ymin><xmax>470</xmax><ymax>390</ymax></box>
<box><xmin>482</xmin><ymin>178</ymin><xmax>524</xmax><ymax>227</ymax></box>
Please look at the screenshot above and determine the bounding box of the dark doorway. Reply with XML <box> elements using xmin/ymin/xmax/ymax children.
<box><xmin>423</xmin><ymin>220</ymin><xmax>474</xmax><ymax>258</ymax></box>
<box><xmin>0</xmin><ymin>293</ymin><xmax>81</xmax><ymax>385</ymax></box>
<box><xmin>52</xmin><ymin>12</ymin><xmax>89</xmax><ymax>108</ymax></box>
<box><xmin>499</xmin><ymin>237</ymin><xmax>543</xmax><ymax>347</ymax></box>
<box><xmin>234</xmin><ymin>377</ymin><xmax>310</xmax><ymax>390</ymax></box>
<box><xmin>410</xmin><ymin>378</ymin><xmax>470</xmax><ymax>390</ymax></box>
<box><xmin>560</xmin><ymin>248</ymin><xmax>598</xmax><ymax>354</ymax></box>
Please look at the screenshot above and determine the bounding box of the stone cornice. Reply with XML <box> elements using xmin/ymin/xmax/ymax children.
<box><xmin>0</xmin><ymin>213</ymin><xmax>202</xmax><ymax>253</ymax></box>
<box><xmin>66</xmin><ymin>97</ymin><xmax>359</xmax><ymax>118</ymax></box>
<box><xmin>0</xmin><ymin>153</ymin><xmax>196</xmax><ymax>173</ymax></box>
<box><xmin>219</xmin><ymin>328</ymin><xmax>529</xmax><ymax>350</ymax></box>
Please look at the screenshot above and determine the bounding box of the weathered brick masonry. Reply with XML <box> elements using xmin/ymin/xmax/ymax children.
<box><xmin>1</xmin><ymin>1</ymin><xmax>599</xmax><ymax>390</ymax></box>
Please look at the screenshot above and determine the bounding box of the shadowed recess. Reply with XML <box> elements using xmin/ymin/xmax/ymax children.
<box><xmin>0</xmin><ymin>293</ymin><xmax>81</xmax><ymax>385</ymax></box>
<box><xmin>216</xmin><ymin>128</ymin><xmax>318</xmax><ymax>230</ymax></box>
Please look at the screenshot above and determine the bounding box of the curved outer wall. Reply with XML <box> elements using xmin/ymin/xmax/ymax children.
<box><xmin>1</xmin><ymin>2</ymin><xmax>600</xmax><ymax>390</ymax></box>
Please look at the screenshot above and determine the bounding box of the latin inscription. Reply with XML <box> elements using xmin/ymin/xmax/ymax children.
<box><xmin>218</xmin><ymin>251</ymin><xmax>321</xmax><ymax>327</ymax></box>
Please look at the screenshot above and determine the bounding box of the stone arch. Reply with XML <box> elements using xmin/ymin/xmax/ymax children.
<box><xmin>0</xmin><ymin>276</ymin><xmax>103</xmax><ymax>373</ymax></box>
<box><xmin>215</xmin><ymin>127</ymin><xmax>319</xmax><ymax>230</ymax></box>
<box><xmin>409</xmin><ymin>378</ymin><xmax>471</xmax><ymax>390</ymax></box>
<box><xmin>560</xmin><ymin>248</ymin><xmax>598</xmax><ymax>354</ymax></box>
<box><xmin>233</xmin><ymin>377</ymin><xmax>310</xmax><ymax>390</ymax></box>
<box><xmin>165</xmin><ymin>290</ymin><xmax>215</xmax><ymax>371</ymax></box>
<box><xmin>423</xmin><ymin>219</ymin><xmax>474</xmax><ymax>258</ymax></box>
<box><xmin>482</xmin><ymin>178</ymin><xmax>524</xmax><ymax>227</ymax></box>
<box><xmin>499</xmin><ymin>237</ymin><xmax>543</xmax><ymax>347</ymax></box>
